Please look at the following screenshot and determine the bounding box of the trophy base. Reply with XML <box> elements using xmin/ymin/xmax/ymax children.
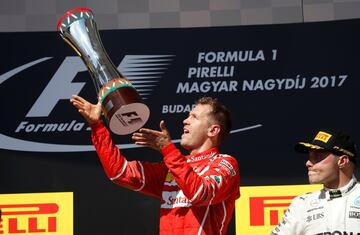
<box><xmin>101</xmin><ymin>86</ymin><xmax>150</xmax><ymax>135</ymax></box>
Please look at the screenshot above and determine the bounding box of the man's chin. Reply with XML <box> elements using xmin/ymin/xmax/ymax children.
<box><xmin>180</xmin><ymin>140</ymin><xmax>191</xmax><ymax>151</ymax></box>
<box><xmin>308</xmin><ymin>178</ymin><xmax>320</xmax><ymax>184</ymax></box>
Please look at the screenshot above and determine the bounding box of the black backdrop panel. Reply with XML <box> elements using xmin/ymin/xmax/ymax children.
<box><xmin>0</xmin><ymin>19</ymin><xmax>359</xmax><ymax>235</ymax></box>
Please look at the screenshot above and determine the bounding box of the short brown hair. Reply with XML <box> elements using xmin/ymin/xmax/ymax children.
<box><xmin>196</xmin><ymin>97</ymin><xmax>232</xmax><ymax>144</ymax></box>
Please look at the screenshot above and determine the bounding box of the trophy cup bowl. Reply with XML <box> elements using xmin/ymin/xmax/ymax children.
<box><xmin>57</xmin><ymin>8</ymin><xmax>150</xmax><ymax>135</ymax></box>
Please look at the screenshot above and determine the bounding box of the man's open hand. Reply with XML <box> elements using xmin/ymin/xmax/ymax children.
<box><xmin>70</xmin><ymin>95</ymin><xmax>102</xmax><ymax>125</ymax></box>
<box><xmin>132</xmin><ymin>120</ymin><xmax>172</xmax><ymax>151</ymax></box>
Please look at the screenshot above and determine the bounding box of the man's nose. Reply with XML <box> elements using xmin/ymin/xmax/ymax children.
<box><xmin>306</xmin><ymin>159</ymin><xmax>313</xmax><ymax>168</ymax></box>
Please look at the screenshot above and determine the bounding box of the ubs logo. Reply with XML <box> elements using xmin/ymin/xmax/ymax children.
<box><xmin>306</xmin><ymin>212</ymin><xmax>324</xmax><ymax>223</ymax></box>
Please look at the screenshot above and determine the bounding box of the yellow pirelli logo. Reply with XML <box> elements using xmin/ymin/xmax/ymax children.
<box><xmin>314</xmin><ymin>131</ymin><xmax>332</xmax><ymax>143</ymax></box>
<box><xmin>0</xmin><ymin>192</ymin><xmax>73</xmax><ymax>235</ymax></box>
<box><xmin>235</xmin><ymin>184</ymin><xmax>322</xmax><ymax>235</ymax></box>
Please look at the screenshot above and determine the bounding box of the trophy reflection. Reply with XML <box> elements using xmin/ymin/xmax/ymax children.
<box><xmin>57</xmin><ymin>8</ymin><xmax>150</xmax><ymax>135</ymax></box>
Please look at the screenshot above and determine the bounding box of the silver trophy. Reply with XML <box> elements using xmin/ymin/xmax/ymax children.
<box><xmin>57</xmin><ymin>8</ymin><xmax>150</xmax><ymax>135</ymax></box>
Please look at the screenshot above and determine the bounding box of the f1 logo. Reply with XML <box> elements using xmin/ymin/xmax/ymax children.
<box><xmin>120</xmin><ymin>111</ymin><xmax>142</xmax><ymax>125</ymax></box>
<box><xmin>26</xmin><ymin>57</ymin><xmax>86</xmax><ymax>117</ymax></box>
<box><xmin>249</xmin><ymin>196</ymin><xmax>294</xmax><ymax>226</ymax></box>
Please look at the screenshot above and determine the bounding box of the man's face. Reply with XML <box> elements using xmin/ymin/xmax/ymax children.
<box><xmin>180</xmin><ymin>104</ymin><xmax>213</xmax><ymax>151</ymax></box>
<box><xmin>306</xmin><ymin>150</ymin><xmax>339</xmax><ymax>187</ymax></box>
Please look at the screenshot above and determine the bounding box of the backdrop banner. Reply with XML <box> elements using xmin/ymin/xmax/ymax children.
<box><xmin>235</xmin><ymin>184</ymin><xmax>322</xmax><ymax>234</ymax></box>
<box><xmin>0</xmin><ymin>19</ymin><xmax>359</xmax><ymax>234</ymax></box>
<box><xmin>0</xmin><ymin>192</ymin><xmax>73</xmax><ymax>235</ymax></box>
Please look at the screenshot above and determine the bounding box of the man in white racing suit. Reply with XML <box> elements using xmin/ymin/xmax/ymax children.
<box><xmin>271</xmin><ymin>130</ymin><xmax>360</xmax><ymax>235</ymax></box>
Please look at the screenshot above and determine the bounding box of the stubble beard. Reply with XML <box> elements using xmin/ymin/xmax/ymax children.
<box><xmin>308</xmin><ymin>171</ymin><xmax>321</xmax><ymax>185</ymax></box>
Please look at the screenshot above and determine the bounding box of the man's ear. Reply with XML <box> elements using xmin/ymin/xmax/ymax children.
<box><xmin>338</xmin><ymin>155</ymin><xmax>350</xmax><ymax>169</ymax></box>
<box><xmin>208</xmin><ymin>124</ymin><xmax>221</xmax><ymax>137</ymax></box>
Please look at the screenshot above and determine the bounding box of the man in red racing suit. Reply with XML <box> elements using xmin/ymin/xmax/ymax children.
<box><xmin>71</xmin><ymin>95</ymin><xmax>240</xmax><ymax>235</ymax></box>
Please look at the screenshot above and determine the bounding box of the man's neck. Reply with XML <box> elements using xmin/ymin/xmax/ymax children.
<box><xmin>189</xmin><ymin>144</ymin><xmax>217</xmax><ymax>155</ymax></box>
<box><xmin>324</xmin><ymin>173</ymin><xmax>353</xmax><ymax>189</ymax></box>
